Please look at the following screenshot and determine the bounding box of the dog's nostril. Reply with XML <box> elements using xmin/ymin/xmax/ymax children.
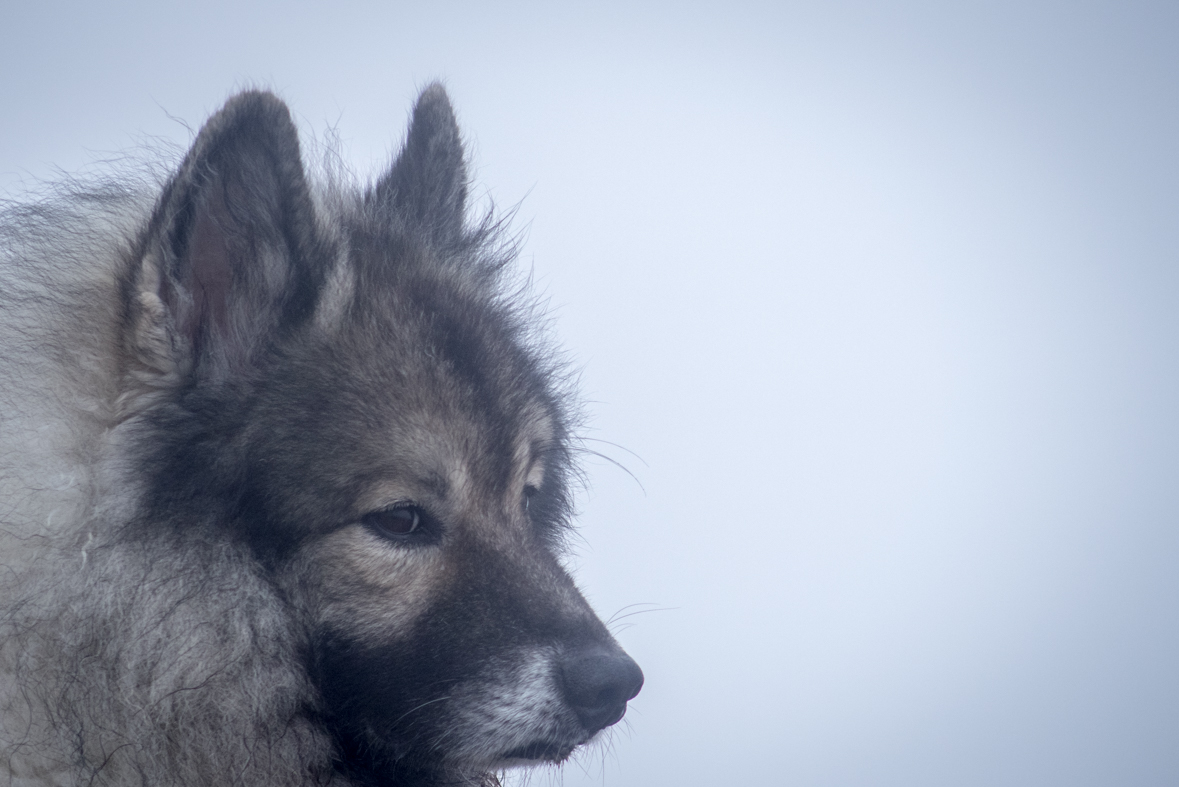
<box><xmin>559</xmin><ymin>646</ymin><xmax>644</xmax><ymax>734</ymax></box>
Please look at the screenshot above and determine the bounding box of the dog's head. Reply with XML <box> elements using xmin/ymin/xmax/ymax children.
<box><xmin>123</xmin><ymin>86</ymin><xmax>641</xmax><ymax>783</ymax></box>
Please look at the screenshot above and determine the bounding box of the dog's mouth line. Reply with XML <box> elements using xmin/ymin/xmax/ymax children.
<box><xmin>499</xmin><ymin>740</ymin><xmax>572</xmax><ymax>762</ymax></box>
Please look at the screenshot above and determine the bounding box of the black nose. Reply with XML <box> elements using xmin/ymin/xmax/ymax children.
<box><xmin>559</xmin><ymin>645</ymin><xmax>644</xmax><ymax>734</ymax></box>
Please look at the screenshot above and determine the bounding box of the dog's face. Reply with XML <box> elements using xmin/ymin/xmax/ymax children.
<box><xmin>251</xmin><ymin>258</ymin><xmax>635</xmax><ymax>778</ymax></box>
<box><xmin>126</xmin><ymin>87</ymin><xmax>641</xmax><ymax>783</ymax></box>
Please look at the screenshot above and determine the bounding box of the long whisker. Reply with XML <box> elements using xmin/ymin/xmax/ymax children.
<box><xmin>390</xmin><ymin>695</ymin><xmax>451</xmax><ymax>728</ymax></box>
<box><xmin>607</xmin><ymin>602</ymin><xmax>675</xmax><ymax>626</ymax></box>
<box><xmin>576</xmin><ymin>448</ymin><xmax>646</xmax><ymax>494</ymax></box>
<box><xmin>577</xmin><ymin>437</ymin><xmax>649</xmax><ymax>467</ymax></box>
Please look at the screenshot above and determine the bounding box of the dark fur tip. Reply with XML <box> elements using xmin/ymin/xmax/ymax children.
<box><xmin>217</xmin><ymin>90</ymin><xmax>293</xmax><ymax>126</ymax></box>
<box><xmin>403</xmin><ymin>82</ymin><xmax>463</xmax><ymax>180</ymax></box>
<box><xmin>407</xmin><ymin>84</ymin><xmax>457</xmax><ymax>147</ymax></box>
<box><xmin>180</xmin><ymin>90</ymin><xmax>305</xmax><ymax>186</ymax></box>
<box><xmin>369</xmin><ymin>82</ymin><xmax>468</xmax><ymax>244</ymax></box>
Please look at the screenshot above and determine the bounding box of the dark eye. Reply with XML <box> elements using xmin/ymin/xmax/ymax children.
<box><xmin>362</xmin><ymin>506</ymin><xmax>423</xmax><ymax>540</ymax></box>
<box><xmin>523</xmin><ymin>485</ymin><xmax>539</xmax><ymax>511</ymax></box>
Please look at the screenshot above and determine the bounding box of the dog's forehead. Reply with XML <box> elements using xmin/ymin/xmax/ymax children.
<box><xmin>369</xmin><ymin>393</ymin><xmax>556</xmax><ymax>507</ymax></box>
<box><xmin>316</xmin><ymin>323</ymin><xmax>549</xmax><ymax>498</ymax></box>
<box><xmin>302</xmin><ymin>223</ymin><xmax>565</xmax><ymax>509</ymax></box>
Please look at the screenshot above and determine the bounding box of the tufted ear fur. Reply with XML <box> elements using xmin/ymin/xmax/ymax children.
<box><xmin>370</xmin><ymin>83</ymin><xmax>468</xmax><ymax>245</ymax></box>
<box><xmin>129</xmin><ymin>90</ymin><xmax>326</xmax><ymax>386</ymax></box>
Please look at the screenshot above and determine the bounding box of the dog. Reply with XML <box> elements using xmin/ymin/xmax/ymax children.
<box><xmin>0</xmin><ymin>84</ymin><xmax>642</xmax><ymax>787</ymax></box>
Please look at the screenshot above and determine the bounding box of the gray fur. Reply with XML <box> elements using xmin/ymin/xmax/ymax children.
<box><xmin>0</xmin><ymin>86</ymin><xmax>641</xmax><ymax>787</ymax></box>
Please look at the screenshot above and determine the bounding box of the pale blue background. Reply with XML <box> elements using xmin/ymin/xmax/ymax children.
<box><xmin>4</xmin><ymin>2</ymin><xmax>1177</xmax><ymax>785</ymax></box>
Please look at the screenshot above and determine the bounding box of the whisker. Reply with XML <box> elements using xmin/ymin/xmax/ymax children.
<box><xmin>607</xmin><ymin>602</ymin><xmax>675</xmax><ymax>626</ymax></box>
<box><xmin>577</xmin><ymin>437</ymin><xmax>649</xmax><ymax>468</ymax></box>
<box><xmin>576</xmin><ymin>448</ymin><xmax>646</xmax><ymax>494</ymax></box>
<box><xmin>389</xmin><ymin>695</ymin><xmax>451</xmax><ymax>728</ymax></box>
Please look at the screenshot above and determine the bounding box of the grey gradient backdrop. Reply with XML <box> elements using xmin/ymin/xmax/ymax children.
<box><xmin>3</xmin><ymin>2</ymin><xmax>1178</xmax><ymax>785</ymax></box>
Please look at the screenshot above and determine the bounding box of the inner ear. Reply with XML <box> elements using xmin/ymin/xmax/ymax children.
<box><xmin>137</xmin><ymin>90</ymin><xmax>327</xmax><ymax>382</ymax></box>
<box><xmin>370</xmin><ymin>83</ymin><xmax>468</xmax><ymax>245</ymax></box>
<box><xmin>163</xmin><ymin>182</ymin><xmax>236</xmax><ymax>358</ymax></box>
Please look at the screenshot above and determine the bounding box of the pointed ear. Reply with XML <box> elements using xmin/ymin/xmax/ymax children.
<box><xmin>370</xmin><ymin>83</ymin><xmax>468</xmax><ymax>244</ymax></box>
<box><xmin>131</xmin><ymin>90</ymin><xmax>325</xmax><ymax>384</ymax></box>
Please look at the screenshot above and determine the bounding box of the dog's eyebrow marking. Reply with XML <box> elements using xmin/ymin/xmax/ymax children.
<box><xmin>515</xmin><ymin>407</ymin><xmax>555</xmax><ymax>491</ymax></box>
<box><xmin>419</xmin><ymin>471</ymin><xmax>450</xmax><ymax>499</ymax></box>
<box><xmin>525</xmin><ymin>442</ymin><xmax>547</xmax><ymax>490</ymax></box>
